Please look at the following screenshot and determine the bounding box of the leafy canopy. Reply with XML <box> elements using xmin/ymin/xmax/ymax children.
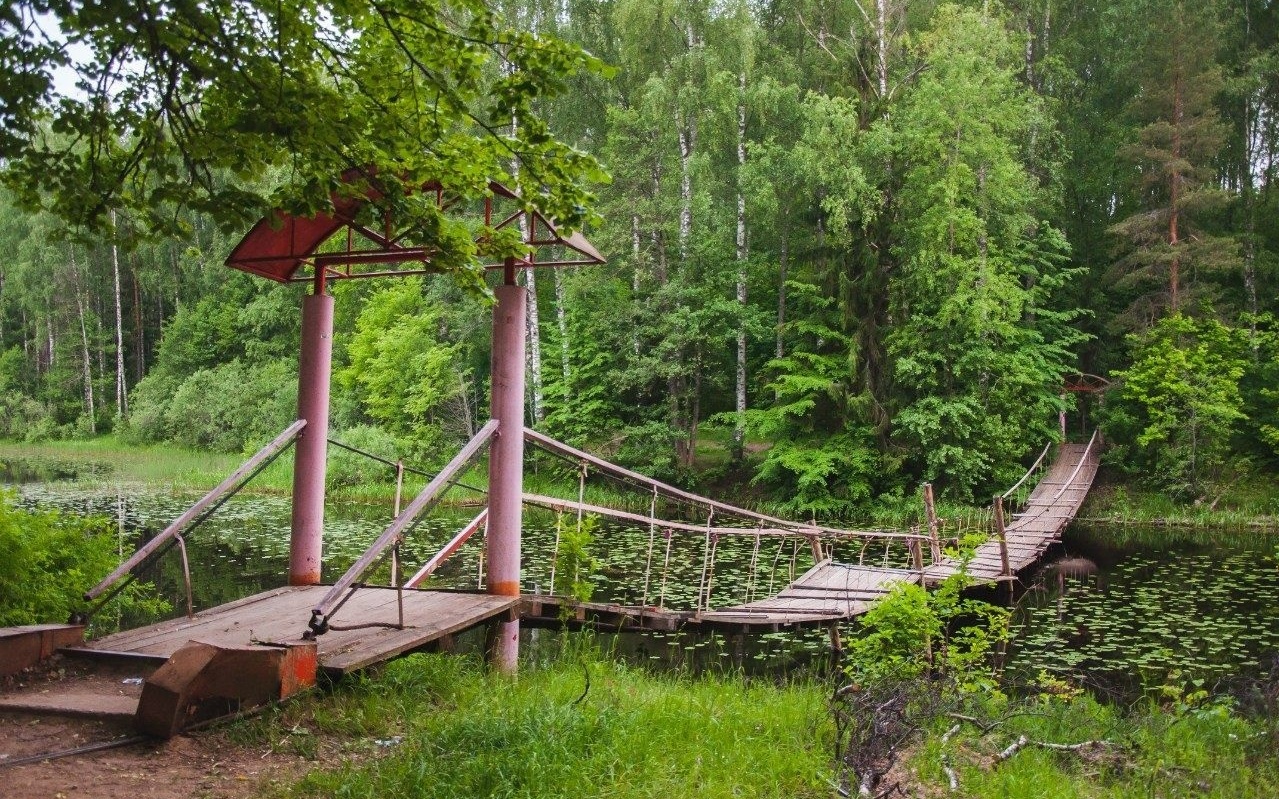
<box><xmin>0</xmin><ymin>1</ymin><xmax>608</xmax><ymax>258</ymax></box>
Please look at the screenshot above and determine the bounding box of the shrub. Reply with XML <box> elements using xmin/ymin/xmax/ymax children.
<box><xmin>327</xmin><ymin>424</ymin><xmax>405</xmax><ymax>488</ymax></box>
<box><xmin>0</xmin><ymin>489</ymin><xmax>168</xmax><ymax>630</ymax></box>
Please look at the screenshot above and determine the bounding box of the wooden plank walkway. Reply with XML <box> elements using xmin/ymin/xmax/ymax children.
<box><xmin>699</xmin><ymin>563</ymin><xmax>920</xmax><ymax>624</ymax></box>
<box><xmin>518</xmin><ymin>440</ymin><xmax>1100</xmax><ymax>631</ymax></box>
<box><xmin>76</xmin><ymin>586</ymin><xmax>518</xmax><ymax>676</ymax></box>
<box><xmin>923</xmin><ymin>440</ymin><xmax>1100</xmax><ymax>583</ymax></box>
<box><xmin>693</xmin><ymin>438</ymin><xmax>1099</xmax><ymax>626</ymax></box>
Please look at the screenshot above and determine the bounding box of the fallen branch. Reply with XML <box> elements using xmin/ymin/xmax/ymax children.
<box><xmin>947</xmin><ymin>712</ymin><xmax>1004</xmax><ymax>734</ymax></box>
<box><xmin>995</xmin><ymin>735</ymin><xmax>1117</xmax><ymax>766</ymax></box>
<box><xmin>1035</xmin><ymin>739</ymin><xmax>1114</xmax><ymax>752</ymax></box>
<box><xmin>940</xmin><ymin>723</ymin><xmax>961</xmax><ymax>792</ymax></box>
<box><xmin>997</xmin><ymin>734</ymin><xmax>1029</xmax><ymax>762</ymax></box>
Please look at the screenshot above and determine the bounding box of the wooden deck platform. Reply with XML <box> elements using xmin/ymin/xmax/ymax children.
<box><xmin>75</xmin><ymin>586</ymin><xmax>518</xmax><ymax>676</ymax></box>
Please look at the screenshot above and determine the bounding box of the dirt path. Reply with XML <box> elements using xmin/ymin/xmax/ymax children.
<box><xmin>0</xmin><ymin>658</ymin><xmax>377</xmax><ymax>799</ymax></box>
<box><xmin>0</xmin><ymin>712</ymin><xmax>328</xmax><ymax>799</ymax></box>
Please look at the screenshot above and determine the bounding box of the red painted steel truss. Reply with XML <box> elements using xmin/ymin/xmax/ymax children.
<box><xmin>225</xmin><ymin>179</ymin><xmax>605</xmax><ymax>282</ymax></box>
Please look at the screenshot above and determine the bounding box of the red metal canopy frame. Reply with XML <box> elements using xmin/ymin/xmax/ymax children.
<box><xmin>225</xmin><ymin>179</ymin><xmax>605</xmax><ymax>282</ymax></box>
<box><xmin>1063</xmin><ymin>373</ymin><xmax>1111</xmax><ymax>393</ymax></box>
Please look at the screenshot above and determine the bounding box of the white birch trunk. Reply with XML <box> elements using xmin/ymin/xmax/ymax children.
<box><xmin>733</xmin><ymin>72</ymin><xmax>748</xmax><ymax>462</ymax></box>
<box><xmin>111</xmin><ymin>210</ymin><xmax>128</xmax><ymax>419</ymax></box>
<box><xmin>677</xmin><ymin>108</ymin><xmax>694</xmax><ymax>265</ymax></box>
<box><xmin>553</xmin><ymin>267</ymin><xmax>570</xmax><ymax>382</ymax></box>
<box><xmin>132</xmin><ymin>262</ymin><xmax>145</xmax><ymax>381</ymax></box>
<box><xmin>70</xmin><ymin>247</ymin><xmax>96</xmax><ymax>434</ymax></box>
<box><xmin>631</xmin><ymin>213</ymin><xmax>642</xmax><ymax>356</ymax></box>
<box><xmin>46</xmin><ymin>311</ymin><xmax>55</xmax><ymax>369</ymax></box>
<box><xmin>507</xmin><ymin>77</ymin><xmax>544</xmax><ymax>425</ymax></box>
<box><xmin>524</xmin><ymin>265</ymin><xmax>544</xmax><ymax>424</ymax></box>
<box><xmin>876</xmin><ymin>0</ymin><xmax>888</xmax><ymax>98</ymax></box>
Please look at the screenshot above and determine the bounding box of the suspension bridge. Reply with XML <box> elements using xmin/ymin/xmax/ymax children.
<box><xmin>0</xmin><ymin>178</ymin><xmax>1102</xmax><ymax>739</ymax></box>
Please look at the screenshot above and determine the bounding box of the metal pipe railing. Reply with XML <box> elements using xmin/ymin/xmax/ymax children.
<box><xmin>307</xmin><ymin>419</ymin><xmax>499</xmax><ymax>635</ymax></box>
<box><xmin>405</xmin><ymin>508</ymin><xmax>489</xmax><ymax>588</ymax></box>
<box><xmin>84</xmin><ymin>419</ymin><xmax>307</xmax><ymax>602</ymax></box>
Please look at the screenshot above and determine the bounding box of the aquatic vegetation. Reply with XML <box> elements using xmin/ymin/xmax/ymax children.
<box><xmin>1011</xmin><ymin>547</ymin><xmax>1279</xmax><ymax>697</ymax></box>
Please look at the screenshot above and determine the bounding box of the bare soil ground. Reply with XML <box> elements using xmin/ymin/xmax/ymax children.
<box><xmin>0</xmin><ymin>657</ymin><xmax>369</xmax><ymax>799</ymax></box>
<box><xmin>0</xmin><ymin>712</ymin><xmax>322</xmax><ymax>799</ymax></box>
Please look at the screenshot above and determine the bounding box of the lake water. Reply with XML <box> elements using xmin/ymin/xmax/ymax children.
<box><xmin>4</xmin><ymin>462</ymin><xmax>1277</xmax><ymax>691</ymax></box>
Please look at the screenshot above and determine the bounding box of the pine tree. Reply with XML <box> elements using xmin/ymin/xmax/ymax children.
<box><xmin>1109</xmin><ymin>0</ymin><xmax>1238</xmax><ymax>326</ymax></box>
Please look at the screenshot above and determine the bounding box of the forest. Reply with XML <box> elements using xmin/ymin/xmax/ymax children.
<box><xmin>1</xmin><ymin>0</ymin><xmax>1278</xmax><ymax>519</ymax></box>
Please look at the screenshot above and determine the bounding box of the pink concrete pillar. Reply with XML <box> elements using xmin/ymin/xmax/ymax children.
<box><xmin>486</xmin><ymin>281</ymin><xmax>526</xmax><ymax>672</ymax></box>
<box><xmin>289</xmin><ymin>290</ymin><xmax>335</xmax><ymax>585</ymax></box>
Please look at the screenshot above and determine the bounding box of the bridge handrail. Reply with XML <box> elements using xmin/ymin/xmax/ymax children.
<box><xmin>405</xmin><ymin>508</ymin><xmax>489</xmax><ymax>588</ymax></box>
<box><xmin>1000</xmin><ymin>442</ymin><xmax>1053</xmax><ymax>500</ymax></box>
<box><xmin>1051</xmin><ymin>429</ymin><xmax>1100</xmax><ymax>502</ymax></box>
<box><xmin>84</xmin><ymin>419</ymin><xmax>307</xmax><ymax>603</ymax></box>
<box><xmin>308</xmin><ymin>419</ymin><xmax>499</xmax><ymax>632</ymax></box>
<box><xmin>524</xmin><ymin>427</ymin><xmax>922</xmax><ymax>541</ymax></box>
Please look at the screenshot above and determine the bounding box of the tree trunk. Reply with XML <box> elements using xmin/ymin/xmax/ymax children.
<box><xmin>70</xmin><ymin>246</ymin><xmax>96</xmax><ymax>434</ymax></box>
<box><xmin>553</xmin><ymin>266</ymin><xmax>570</xmax><ymax>382</ymax></box>
<box><xmin>632</xmin><ymin>213</ymin><xmax>643</xmax><ymax>355</ymax></box>
<box><xmin>876</xmin><ymin>0</ymin><xmax>888</xmax><ymax>98</ymax></box>
<box><xmin>688</xmin><ymin>342</ymin><xmax>703</xmax><ymax>470</ymax></box>
<box><xmin>46</xmin><ymin>310</ymin><xmax>55</xmax><ymax>370</ymax></box>
<box><xmin>677</xmin><ymin>107</ymin><xmax>695</xmax><ymax>264</ymax></box>
<box><xmin>1242</xmin><ymin>2</ymin><xmax>1259</xmax><ymax>350</ymax></box>
<box><xmin>776</xmin><ymin>233</ymin><xmax>788</xmax><ymax>361</ymax></box>
<box><xmin>1169</xmin><ymin>72</ymin><xmax>1183</xmax><ymax>312</ymax></box>
<box><xmin>132</xmin><ymin>259</ymin><xmax>145</xmax><ymax>381</ymax></box>
<box><xmin>524</xmin><ymin>265</ymin><xmax>544</xmax><ymax>424</ymax></box>
<box><xmin>733</xmin><ymin>71</ymin><xmax>748</xmax><ymax>464</ymax></box>
<box><xmin>111</xmin><ymin>210</ymin><xmax>128</xmax><ymax>419</ymax></box>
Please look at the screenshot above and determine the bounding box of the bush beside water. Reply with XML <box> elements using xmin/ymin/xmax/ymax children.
<box><xmin>0</xmin><ymin>488</ymin><xmax>168</xmax><ymax>632</ymax></box>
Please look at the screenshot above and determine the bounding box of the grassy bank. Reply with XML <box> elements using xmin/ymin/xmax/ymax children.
<box><xmin>241</xmin><ymin>646</ymin><xmax>831</xmax><ymax>799</ymax></box>
<box><xmin>0</xmin><ymin>437</ymin><xmax>485</xmax><ymax>505</ymax></box>
<box><xmin>901</xmin><ymin>692</ymin><xmax>1279</xmax><ymax>798</ymax></box>
<box><xmin>205</xmin><ymin>643</ymin><xmax>1279</xmax><ymax>799</ymax></box>
<box><xmin>1080</xmin><ymin>477</ymin><xmax>1279</xmax><ymax>530</ymax></box>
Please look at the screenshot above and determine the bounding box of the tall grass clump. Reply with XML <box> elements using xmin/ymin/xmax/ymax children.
<box><xmin>282</xmin><ymin>645</ymin><xmax>831</xmax><ymax>799</ymax></box>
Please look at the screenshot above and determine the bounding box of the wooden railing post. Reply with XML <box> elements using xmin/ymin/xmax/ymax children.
<box><xmin>908</xmin><ymin>535</ymin><xmax>924</xmax><ymax>572</ymax></box>
<box><xmin>922</xmin><ymin>483</ymin><xmax>942</xmax><ymax>563</ymax></box>
<box><xmin>994</xmin><ymin>494</ymin><xmax>1012</xmax><ymax>599</ymax></box>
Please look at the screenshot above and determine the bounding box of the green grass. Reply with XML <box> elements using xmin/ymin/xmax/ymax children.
<box><xmin>1081</xmin><ymin>478</ymin><xmax>1279</xmax><ymax>530</ymax></box>
<box><xmin>250</xmin><ymin>645</ymin><xmax>831</xmax><ymax>799</ymax></box>
<box><xmin>908</xmin><ymin>693</ymin><xmax>1279</xmax><ymax>798</ymax></box>
<box><xmin>0</xmin><ymin>437</ymin><xmax>491</xmax><ymax>505</ymax></box>
<box><xmin>217</xmin><ymin>644</ymin><xmax>1279</xmax><ymax>799</ymax></box>
<box><xmin>0</xmin><ymin>436</ymin><xmax>294</xmax><ymax>490</ymax></box>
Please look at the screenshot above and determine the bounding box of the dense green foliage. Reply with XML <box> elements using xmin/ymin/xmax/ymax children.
<box><xmin>0</xmin><ymin>488</ymin><xmax>167</xmax><ymax>628</ymax></box>
<box><xmin>2</xmin><ymin>0</ymin><xmax>1278</xmax><ymax>517</ymax></box>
